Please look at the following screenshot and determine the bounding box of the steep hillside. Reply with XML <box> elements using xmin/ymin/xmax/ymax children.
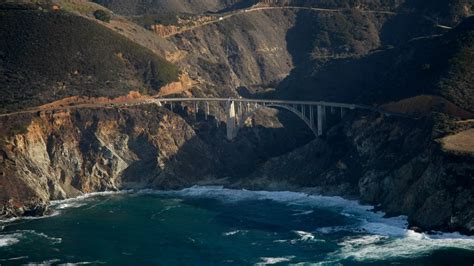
<box><xmin>274</xmin><ymin>17</ymin><xmax>474</xmax><ymax>113</ymax></box>
<box><xmin>0</xmin><ymin>5</ymin><xmax>179</xmax><ymax>113</ymax></box>
<box><xmin>242</xmin><ymin>112</ymin><xmax>474</xmax><ymax>234</ymax></box>
<box><xmin>92</xmin><ymin>0</ymin><xmax>254</xmax><ymax>15</ymax></box>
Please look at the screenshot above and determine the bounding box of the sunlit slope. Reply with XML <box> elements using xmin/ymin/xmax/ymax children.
<box><xmin>0</xmin><ymin>6</ymin><xmax>179</xmax><ymax>113</ymax></box>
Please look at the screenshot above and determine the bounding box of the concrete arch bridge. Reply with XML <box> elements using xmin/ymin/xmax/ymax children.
<box><xmin>152</xmin><ymin>98</ymin><xmax>383</xmax><ymax>140</ymax></box>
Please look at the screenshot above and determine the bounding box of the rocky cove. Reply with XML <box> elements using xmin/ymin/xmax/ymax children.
<box><xmin>0</xmin><ymin>103</ymin><xmax>472</xmax><ymax>235</ymax></box>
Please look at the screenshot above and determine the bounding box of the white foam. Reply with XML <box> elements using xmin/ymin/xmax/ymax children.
<box><xmin>166</xmin><ymin>186</ymin><xmax>408</xmax><ymax>229</ymax></box>
<box><xmin>58</xmin><ymin>261</ymin><xmax>106</xmax><ymax>265</ymax></box>
<box><xmin>0</xmin><ymin>256</ymin><xmax>29</xmax><ymax>261</ymax></box>
<box><xmin>26</xmin><ymin>259</ymin><xmax>60</xmax><ymax>265</ymax></box>
<box><xmin>50</xmin><ymin>190</ymin><xmax>132</xmax><ymax>207</ymax></box>
<box><xmin>2</xmin><ymin>186</ymin><xmax>472</xmax><ymax>263</ymax></box>
<box><xmin>255</xmin><ymin>256</ymin><xmax>295</xmax><ymax>265</ymax></box>
<box><xmin>223</xmin><ymin>230</ymin><xmax>247</xmax><ymax>236</ymax></box>
<box><xmin>292</xmin><ymin>210</ymin><xmax>314</xmax><ymax>216</ymax></box>
<box><xmin>0</xmin><ymin>190</ymin><xmax>130</xmax><ymax>225</ymax></box>
<box><xmin>19</xmin><ymin>230</ymin><xmax>62</xmax><ymax>244</ymax></box>
<box><xmin>165</xmin><ymin>186</ymin><xmax>474</xmax><ymax>262</ymax></box>
<box><xmin>0</xmin><ymin>233</ymin><xmax>20</xmax><ymax>247</ymax></box>
<box><xmin>0</xmin><ymin>230</ymin><xmax>61</xmax><ymax>248</ymax></box>
<box><xmin>330</xmin><ymin>231</ymin><xmax>474</xmax><ymax>261</ymax></box>
<box><xmin>293</xmin><ymin>230</ymin><xmax>315</xmax><ymax>241</ymax></box>
<box><xmin>0</xmin><ymin>210</ymin><xmax>61</xmax><ymax>225</ymax></box>
<box><xmin>55</xmin><ymin>202</ymin><xmax>86</xmax><ymax>210</ymax></box>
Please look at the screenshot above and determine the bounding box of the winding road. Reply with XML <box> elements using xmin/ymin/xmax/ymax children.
<box><xmin>164</xmin><ymin>5</ymin><xmax>398</xmax><ymax>38</ymax></box>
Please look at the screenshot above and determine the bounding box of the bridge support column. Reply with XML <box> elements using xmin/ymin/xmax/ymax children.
<box><xmin>226</xmin><ymin>100</ymin><xmax>236</xmax><ymax>141</ymax></box>
<box><xmin>205</xmin><ymin>102</ymin><xmax>210</xmax><ymax>120</ymax></box>
<box><xmin>340</xmin><ymin>107</ymin><xmax>346</xmax><ymax>118</ymax></box>
<box><xmin>238</xmin><ymin>102</ymin><xmax>244</xmax><ymax>124</ymax></box>
<box><xmin>317</xmin><ymin>105</ymin><xmax>326</xmax><ymax>136</ymax></box>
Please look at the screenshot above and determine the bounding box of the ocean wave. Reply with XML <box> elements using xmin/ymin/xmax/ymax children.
<box><xmin>165</xmin><ymin>186</ymin><xmax>474</xmax><ymax>262</ymax></box>
<box><xmin>255</xmin><ymin>256</ymin><xmax>295</xmax><ymax>265</ymax></box>
<box><xmin>0</xmin><ymin>233</ymin><xmax>21</xmax><ymax>247</ymax></box>
<box><xmin>18</xmin><ymin>230</ymin><xmax>62</xmax><ymax>244</ymax></box>
<box><xmin>50</xmin><ymin>190</ymin><xmax>132</xmax><ymax>208</ymax></box>
<box><xmin>329</xmin><ymin>230</ymin><xmax>474</xmax><ymax>261</ymax></box>
<box><xmin>0</xmin><ymin>256</ymin><xmax>29</xmax><ymax>261</ymax></box>
<box><xmin>166</xmin><ymin>186</ymin><xmax>408</xmax><ymax>228</ymax></box>
<box><xmin>58</xmin><ymin>260</ymin><xmax>106</xmax><ymax>265</ymax></box>
<box><xmin>0</xmin><ymin>229</ymin><xmax>62</xmax><ymax>248</ymax></box>
<box><xmin>223</xmin><ymin>230</ymin><xmax>248</xmax><ymax>236</ymax></box>
<box><xmin>0</xmin><ymin>190</ymin><xmax>132</xmax><ymax>225</ymax></box>
<box><xmin>0</xmin><ymin>210</ymin><xmax>61</xmax><ymax>225</ymax></box>
<box><xmin>292</xmin><ymin>210</ymin><xmax>314</xmax><ymax>216</ymax></box>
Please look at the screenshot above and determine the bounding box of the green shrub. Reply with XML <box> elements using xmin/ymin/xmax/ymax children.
<box><xmin>93</xmin><ymin>9</ymin><xmax>111</xmax><ymax>23</ymax></box>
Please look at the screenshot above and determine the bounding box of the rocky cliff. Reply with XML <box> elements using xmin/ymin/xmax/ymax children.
<box><xmin>0</xmin><ymin>106</ymin><xmax>215</xmax><ymax>217</ymax></box>
<box><xmin>240</xmin><ymin>112</ymin><xmax>474</xmax><ymax>234</ymax></box>
<box><xmin>1</xmin><ymin>104</ymin><xmax>472</xmax><ymax>234</ymax></box>
<box><xmin>1</xmin><ymin>0</ymin><xmax>473</xmax><ymax>235</ymax></box>
<box><xmin>0</xmin><ymin>104</ymin><xmax>312</xmax><ymax>218</ymax></box>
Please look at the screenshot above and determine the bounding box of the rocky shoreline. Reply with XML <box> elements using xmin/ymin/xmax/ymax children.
<box><xmin>0</xmin><ymin>106</ymin><xmax>473</xmax><ymax>235</ymax></box>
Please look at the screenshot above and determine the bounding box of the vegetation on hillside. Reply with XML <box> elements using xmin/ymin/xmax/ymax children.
<box><xmin>132</xmin><ymin>13</ymin><xmax>182</xmax><ymax>27</ymax></box>
<box><xmin>92</xmin><ymin>0</ymin><xmax>252</xmax><ymax>16</ymax></box>
<box><xmin>93</xmin><ymin>9</ymin><xmax>111</xmax><ymax>22</ymax></box>
<box><xmin>274</xmin><ymin>17</ymin><xmax>474</xmax><ymax>114</ymax></box>
<box><xmin>0</xmin><ymin>6</ymin><xmax>180</xmax><ymax>113</ymax></box>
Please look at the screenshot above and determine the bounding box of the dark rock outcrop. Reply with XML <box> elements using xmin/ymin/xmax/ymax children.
<box><xmin>241</xmin><ymin>112</ymin><xmax>474</xmax><ymax>234</ymax></box>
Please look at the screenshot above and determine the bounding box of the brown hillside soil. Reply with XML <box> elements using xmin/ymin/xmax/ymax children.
<box><xmin>381</xmin><ymin>95</ymin><xmax>474</xmax><ymax>119</ymax></box>
<box><xmin>440</xmin><ymin>128</ymin><xmax>474</xmax><ymax>154</ymax></box>
<box><xmin>37</xmin><ymin>91</ymin><xmax>153</xmax><ymax>110</ymax></box>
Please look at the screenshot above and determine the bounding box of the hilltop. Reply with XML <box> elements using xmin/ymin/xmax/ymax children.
<box><xmin>0</xmin><ymin>4</ymin><xmax>179</xmax><ymax>113</ymax></box>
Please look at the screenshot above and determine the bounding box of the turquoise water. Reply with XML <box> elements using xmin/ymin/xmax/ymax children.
<box><xmin>1</xmin><ymin>186</ymin><xmax>473</xmax><ymax>265</ymax></box>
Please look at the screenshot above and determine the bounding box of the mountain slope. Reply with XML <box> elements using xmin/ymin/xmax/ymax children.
<box><xmin>0</xmin><ymin>6</ymin><xmax>180</xmax><ymax>113</ymax></box>
<box><xmin>274</xmin><ymin>17</ymin><xmax>474</xmax><ymax>113</ymax></box>
<box><xmin>92</xmin><ymin>0</ymin><xmax>254</xmax><ymax>15</ymax></box>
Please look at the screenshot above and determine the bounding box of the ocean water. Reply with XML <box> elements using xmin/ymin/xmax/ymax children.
<box><xmin>0</xmin><ymin>186</ymin><xmax>473</xmax><ymax>265</ymax></box>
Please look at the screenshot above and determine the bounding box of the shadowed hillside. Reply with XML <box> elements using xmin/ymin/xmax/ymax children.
<box><xmin>92</xmin><ymin>0</ymin><xmax>254</xmax><ymax>15</ymax></box>
<box><xmin>273</xmin><ymin>17</ymin><xmax>474</xmax><ymax>113</ymax></box>
<box><xmin>0</xmin><ymin>5</ymin><xmax>180</xmax><ymax>113</ymax></box>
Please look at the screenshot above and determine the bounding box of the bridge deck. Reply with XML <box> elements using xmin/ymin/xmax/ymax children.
<box><xmin>153</xmin><ymin>97</ymin><xmax>366</xmax><ymax>110</ymax></box>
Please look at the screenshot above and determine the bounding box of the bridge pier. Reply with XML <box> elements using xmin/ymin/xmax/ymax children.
<box><xmin>340</xmin><ymin>107</ymin><xmax>346</xmax><ymax>118</ymax></box>
<box><xmin>317</xmin><ymin>105</ymin><xmax>326</xmax><ymax>136</ymax></box>
<box><xmin>226</xmin><ymin>100</ymin><xmax>236</xmax><ymax>140</ymax></box>
<box><xmin>205</xmin><ymin>101</ymin><xmax>210</xmax><ymax>120</ymax></box>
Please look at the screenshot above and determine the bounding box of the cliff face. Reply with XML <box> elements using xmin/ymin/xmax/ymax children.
<box><xmin>0</xmin><ymin>105</ymin><xmax>219</xmax><ymax>217</ymax></box>
<box><xmin>242</xmin><ymin>112</ymin><xmax>474</xmax><ymax>234</ymax></box>
<box><xmin>2</xmin><ymin>104</ymin><xmax>472</xmax><ymax>234</ymax></box>
<box><xmin>1</xmin><ymin>1</ymin><xmax>473</xmax><ymax>235</ymax></box>
<box><xmin>0</xmin><ymin>104</ymin><xmax>313</xmax><ymax>218</ymax></box>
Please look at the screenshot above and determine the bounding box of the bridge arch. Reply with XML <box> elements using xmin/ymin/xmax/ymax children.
<box><xmin>236</xmin><ymin>103</ymin><xmax>318</xmax><ymax>138</ymax></box>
